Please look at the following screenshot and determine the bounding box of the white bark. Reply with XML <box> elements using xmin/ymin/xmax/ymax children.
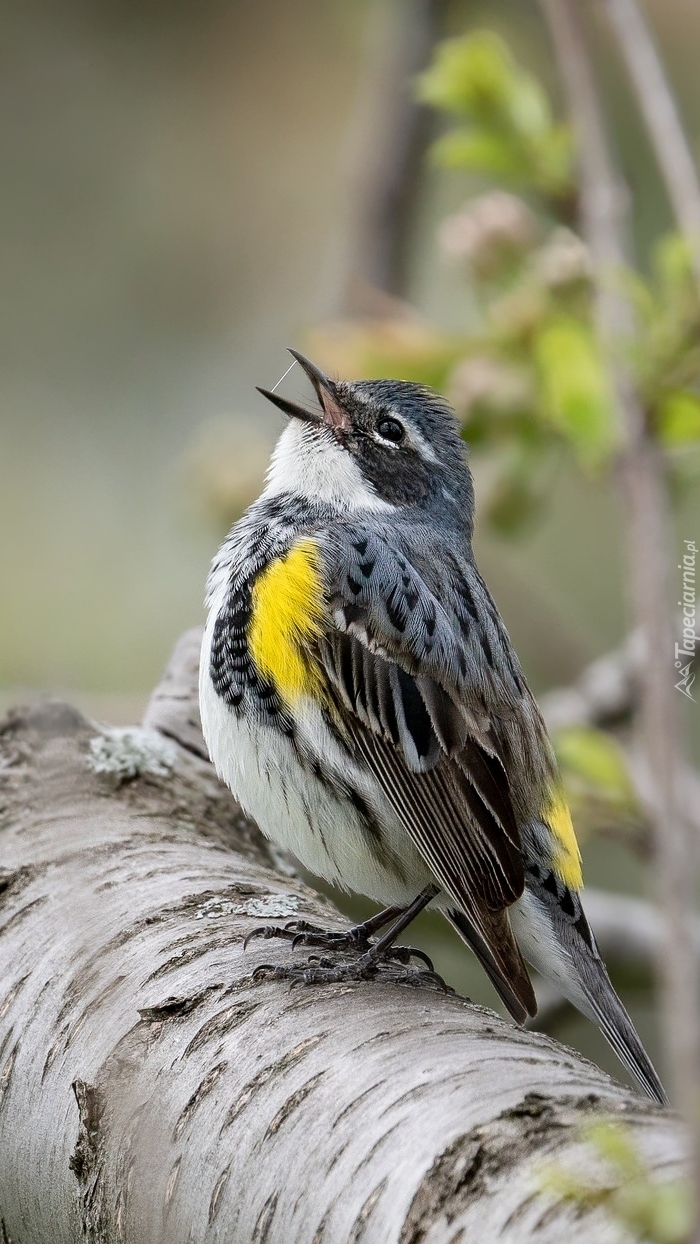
<box><xmin>0</xmin><ymin>631</ymin><xmax>687</xmax><ymax>1243</ymax></box>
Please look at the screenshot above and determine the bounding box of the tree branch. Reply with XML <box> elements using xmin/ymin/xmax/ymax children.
<box><xmin>0</xmin><ymin>635</ymin><xmax>686</xmax><ymax>1243</ymax></box>
<box><xmin>539</xmin><ymin>630</ymin><xmax>642</xmax><ymax>731</ymax></box>
<box><xmin>601</xmin><ymin>0</ymin><xmax>700</xmax><ymax>294</ymax></box>
<box><xmin>584</xmin><ymin>887</ymin><xmax>700</xmax><ymax>969</ymax></box>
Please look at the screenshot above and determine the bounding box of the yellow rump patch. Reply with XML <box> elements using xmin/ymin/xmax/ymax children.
<box><xmin>249</xmin><ymin>538</ymin><xmax>326</xmax><ymax>706</ymax></box>
<box><xmin>544</xmin><ymin>792</ymin><xmax>583</xmax><ymax>891</ymax></box>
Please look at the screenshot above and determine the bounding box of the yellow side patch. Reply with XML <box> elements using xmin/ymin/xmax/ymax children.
<box><xmin>544</xmin><ymin>792</ymin><xmax>583</xmax><ymax>891</ymax></box>
<box><xmin>249</xmin><ymin>538</ymin><xmax>326</xmax><ymax>705</ymax></box>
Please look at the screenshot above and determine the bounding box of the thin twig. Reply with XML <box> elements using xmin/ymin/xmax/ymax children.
<box><xmin>539</xmin><ymin>0</ymin><xmax>700</xmax><ymax>1227</ymax></box>
<box><xmin>601</xmin><ymin>0</ymin><xmax>700</xmax><ymax>293</ymax></box>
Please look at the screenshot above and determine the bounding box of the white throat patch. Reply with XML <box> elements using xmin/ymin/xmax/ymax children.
<box><xmin>262</xmin><ymin>421</ymin><xmax>394</xmax><ymax>512</ymax></box>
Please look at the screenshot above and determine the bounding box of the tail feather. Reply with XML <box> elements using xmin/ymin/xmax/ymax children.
<box><xmin>448</xmin><ymin>907</ymin><xmax>537</xmax><ymax>1026</ymax></box>
<box><xmin>511</xmin><ymin>876</ymin><xmax>668</xmax><ymax>1105</ymax></box>
<box><xmin>575</xmin><ymin>948</ymin><xmax>668</xmax><ymax>1106</ymax></box>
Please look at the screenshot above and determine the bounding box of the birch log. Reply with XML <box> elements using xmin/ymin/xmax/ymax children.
<box><xmin>0</xmin><ymin>631</ymin><xmax>686</xmax><ymax>1244</ymax></box>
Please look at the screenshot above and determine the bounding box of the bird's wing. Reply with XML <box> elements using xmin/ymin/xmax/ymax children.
<box><xmin>315</xmin><ymin>527</ymin><xmax>537</xmax><ymax>1021</ymax></box>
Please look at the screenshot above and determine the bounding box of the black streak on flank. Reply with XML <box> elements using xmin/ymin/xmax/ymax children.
<box><xmin>346</xmin><ymin>784</ymin><xmax>377</xmax><ymax>829</ymax></box>
<box><xmin>210</xmin><ymin>576</ymin><xmax>294</xmax><ymax>735</ymax></box>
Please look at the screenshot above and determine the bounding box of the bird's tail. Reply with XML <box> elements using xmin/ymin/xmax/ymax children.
<box><xmin>511</xmin><ymin>879</ymin><xmax>668</xmax><ymax>1105</ymax></box>
<box><xmin>571</xmin><ymin>936</ymin><xmax>668</xmax><ymax>1105</ymax></box>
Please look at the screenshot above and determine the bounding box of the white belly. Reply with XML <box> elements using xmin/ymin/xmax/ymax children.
<box><xmin>199</xmin><ymin>633</ymin><xmax>432</xmax><ymax>908</ymax></box>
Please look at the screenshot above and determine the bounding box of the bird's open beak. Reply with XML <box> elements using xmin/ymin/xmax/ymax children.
<box><xmin>257</xmin><ymin>349</ymin><xmax>349</xmax><ymax>431</ymax></box>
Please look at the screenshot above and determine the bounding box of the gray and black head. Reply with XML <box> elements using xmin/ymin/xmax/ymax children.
<box><xmin>258</xmin><ymin>350</ymin><xmax>474</xmax><ymax>531</ymax></box>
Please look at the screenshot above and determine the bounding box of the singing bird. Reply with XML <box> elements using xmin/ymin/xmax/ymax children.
<box><xmin>199</xmin><ymin>350</ymin><xmax>666</xmax><ymax>1104</ymax></box>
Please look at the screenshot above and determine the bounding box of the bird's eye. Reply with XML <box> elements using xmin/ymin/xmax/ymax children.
<box><xmin>376</xmin><ymin>417</ymin><xmax>404</xmax><ymax>444</ymax></box>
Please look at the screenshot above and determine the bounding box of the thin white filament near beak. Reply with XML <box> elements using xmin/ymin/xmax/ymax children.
<box><xmin>270</xmin><ymin>358</ymin><xmax>298</xmax><ymax>394</ymax></box>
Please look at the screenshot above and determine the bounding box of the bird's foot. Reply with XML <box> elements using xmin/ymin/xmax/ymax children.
<box><xmin>244</xmin><ymin>917</ymin><xmax>434</xmax><ymax>971</ymax></box>
<box><xmin>251</xmin><ymin>951</ymin><xmax>451</xmax><ymax>992</ymax></box>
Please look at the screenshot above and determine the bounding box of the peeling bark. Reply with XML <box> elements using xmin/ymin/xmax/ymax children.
<box><xmin>0</xmin><ymin>632</ymin><xmax>687</xmax><ymax>1243</ymax></box>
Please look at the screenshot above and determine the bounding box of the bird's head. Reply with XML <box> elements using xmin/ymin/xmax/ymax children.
<box><xmin>258</xmin><ymin>351</ymin><xmax>474</xmax><ymax>531</ymax></box>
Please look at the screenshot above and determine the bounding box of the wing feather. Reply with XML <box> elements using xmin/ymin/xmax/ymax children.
<box><xmin>349</xmin><ymin>714</ymin><xmax>535</xmax><ymax>1018</ymax></box>
<box><xmin>315</xmin><ymin>529</ymin><xmax>537</xmax><ymax>1021</ymax></box>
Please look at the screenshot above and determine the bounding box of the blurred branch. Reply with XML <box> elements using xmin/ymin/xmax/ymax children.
<box><xmin>540</xmin><ymin>630</ymin><xmax>642</xmax><ymax>730</ymax></box>
<box><xmin>601</xmin><ymin>0</ymin><xmax>700</xmax><ymax>294</ymax></box>
<box><xmin>583</xmin><ymin>888</ymin><xmax>699</xmax><ymax>970</ymax></box>
<box><xmin>321</xmin><ymin>0</ymin><xmax>449</xmax><ymax>315</ymax></box>
<box><xmin>538</xmin><ymin>0</ymin><xmax>700</xmax><ymax>1223</ymax></box>
<box><xmin>541</xmin><ymin>633</ymin><xmax>700</xmax><ymax>850</ymax></box>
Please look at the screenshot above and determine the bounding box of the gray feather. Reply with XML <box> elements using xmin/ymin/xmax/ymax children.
<box><xmin>515</xmin><ymin>863</ymin><xmax>668</xmax><ymax>1104</ymax></box>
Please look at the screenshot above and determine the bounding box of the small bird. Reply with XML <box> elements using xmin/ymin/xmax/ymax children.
<box><xmin>200</xmin><ymin>350</ymin><xmax>667</xmax><ymax>1104</ymax></box>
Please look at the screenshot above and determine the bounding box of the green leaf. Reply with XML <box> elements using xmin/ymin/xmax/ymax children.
<box><xmin>653</xmin><ymin>231</ymin><xmax>695</xmax><ymax>292</ymax></box>
<box><xmin>623</xmin><ymin>233</ymin><xmax>700</xmax><ymax>401</ymax></box>
<box><xmin>533</xmin><ymin>317</ymin><xmax>615</xmax><ymax>465</ymax></box>
<box><xmin>583</xmin><ymin>1122</ymin><xmax>644</xmax><ymax>1179</ymax></box>
<box><xmin>543</xmin><ymin>1123</ymin><xmax>693</xmax><ymax>1244</ymax></box>
<box><xmin>554</xmin><ymin>727</ymin><xmax>636</xmax><ymax>806</ymax></box>
<box><xmin>657</xmin><ymin>390</ymin><xmax>700</xmax><ymax>445</ymax></box>
<box><xmin>531</xmin><ymin>126</ymin><xmax>577</xmax><ymax>197</ymax></box>
<box><xmin>419</xmin><ymin>31</ymin><xmax>575</xmax><ymax>200</ymax></box>
<box><xmin>431</xmin><ymin>129</ymin><xmax>524</xmax><ymax>177</ymax></box>
<box><xmin>418</xmin><ymin>32</ymin><xmax>533</xmax><ymax>124</ymax></box>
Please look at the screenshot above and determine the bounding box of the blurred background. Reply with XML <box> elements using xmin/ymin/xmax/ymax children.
<box><xmin>2</xmin><ymin>0</ymin><xmax>700</xmax><ymax>1094</ymax></box>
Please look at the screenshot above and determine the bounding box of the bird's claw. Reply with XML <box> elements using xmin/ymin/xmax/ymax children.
<box><xmin>243</xmin><ymin>919</ymin><xmax>331</xmax><ymax>950</ymax></box>
<box><xmin>250</xmin><ymin>950</ymin><xmax>451</xmax><ymax>992</ymax></box>
<box><xmin>243</xmin><ymin>919</ymin><xmax>434</xmax><ymax>972</ymax></box>
<box><xmin>243</xmin><ymin>924</ymin><xmax>288</xmax><ymax>950</ymax></box>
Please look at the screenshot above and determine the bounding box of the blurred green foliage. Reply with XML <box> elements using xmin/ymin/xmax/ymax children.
<box><xmin>417</xmin><ymin>31</ymin><xmax>575</xmax><ymax>209</ymax></box>
<box><xmin>555</xmin><ymin>725</ymin><xmax>646</xmax><ymax>847</ymax></box>
<box><xmin>315</xmin><ymin>30</ymin><xmax>700</xmax><ymax>536</ymax></box>
<box><xmin>541</xmin><ymin>1121</ymin><xmax>691</xmax><ymax>1243</ymax></box>
<box><xmin>625</xmin><ymin>233</ymin><xmax>700</xmax><ymax>448</ymax></box>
